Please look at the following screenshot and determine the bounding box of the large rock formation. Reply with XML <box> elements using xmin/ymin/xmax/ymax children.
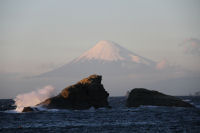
<box><xmin>27</xmin><ymin>74</ymin><xmax>110</xmax><ymax>111</ymax></box>
<box><xmin>126</xmin><ymin>88</ymin><xmax>194</xmax><ymax>108</ymax></box>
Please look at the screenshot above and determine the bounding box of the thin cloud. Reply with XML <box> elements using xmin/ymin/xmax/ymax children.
<box><xmin>156</xmin><ymin>59</ymin><xmax>169</xmax><ymax>70</ymax></box>
<box><xmin>180</xmin><ymin>38</ymin><xmax>200</xmax><ymax>56</ymax></box>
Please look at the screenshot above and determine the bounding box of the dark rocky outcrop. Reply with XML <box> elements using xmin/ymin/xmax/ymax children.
<box><xmin>0</xmin><ymin>99</ymin><xmax>15</xmax><ymax>111</ymax></box>
<box><xmin>126</xmin><ymin>88</ymin><xmax>194</xmax><ymax>108</ymax></box>
<box><xmin>22</xmin><ymin>107</ymin><xmax>35</xmax><ymax>112</ymax></box>
<box><xmin>34</xmin><ymin>74</ymin><xmax>110</xmax><ymax>110</ymax></box>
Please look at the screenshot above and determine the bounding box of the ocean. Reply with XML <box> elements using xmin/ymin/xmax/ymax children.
<box><xmin>0</xmin><ymin>96</ymin><xmax>200</xmax><ymax>133</ymax></box>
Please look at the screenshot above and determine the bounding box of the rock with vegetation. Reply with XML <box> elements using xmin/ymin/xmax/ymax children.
<box><xmin>35</xmin><ymin>74</ymin><xmax>110</xmax><ymax>110</ymax></box>
<box><xmin>126</xmin><ymin>88</ymin><xmax>194</xmax><ymax>108</ymax></box>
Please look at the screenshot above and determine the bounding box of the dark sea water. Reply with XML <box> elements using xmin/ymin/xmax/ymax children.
<box><xmin>0</xmin><ymin>96</ymin><xmax>200</xmax><ymax>133</ymax></box>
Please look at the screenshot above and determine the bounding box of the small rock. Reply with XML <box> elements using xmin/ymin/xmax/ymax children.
<box><xmin>22</xmin><ymin>107</ymin><xmax>34</xmax><ymax>112</ymax></box>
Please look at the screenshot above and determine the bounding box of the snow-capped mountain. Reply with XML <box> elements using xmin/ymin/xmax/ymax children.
<box><xmin>73</xmin><ymin>40</ymin><xmax>155</xmax><ymax>65</ymax></box>
<box><xmin>39</xmin><ymin>40</ymin><xmax>156</xmax><ymax>78</ymax></box>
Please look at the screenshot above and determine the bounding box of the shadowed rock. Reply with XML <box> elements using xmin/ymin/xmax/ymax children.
<box><xmin>22</xmin><ymin>107</ymin><xmax>35</xmax><ymax>112</ymax></box>
<box><xmin>126</xmin><ymin>88</ymin><xmax>194</xmax><ymax>108</ymax></box>
<box><xmin>36</xmin><ymin>74</ymin><xmax>110</xmax><ymax>110</ymax></box>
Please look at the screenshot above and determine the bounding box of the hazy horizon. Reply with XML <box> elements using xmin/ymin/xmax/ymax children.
<box><xmin>0</xmin><ymin>0</ymin><xmax>200</xmax><ymax>98</ymax></box>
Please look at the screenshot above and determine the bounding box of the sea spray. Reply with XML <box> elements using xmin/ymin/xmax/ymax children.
<box><xmin>14</xmin><ymin>85</ymin><xmax>56</xmax><ymax>112</ymax></box>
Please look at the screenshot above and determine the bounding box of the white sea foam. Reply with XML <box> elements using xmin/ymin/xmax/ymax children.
<box><xmin>183</xmin><ymin>99</ymin><xmax>191</xmax><ymax>102</ymax></box>
<box><xmin>14</xmin><ymin>85</ymin><xmax>56</xmax><ymax>112</ymax></box>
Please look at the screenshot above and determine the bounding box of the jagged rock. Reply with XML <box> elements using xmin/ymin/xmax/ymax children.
<box><xmin>37</xmin><ymin>74</ymin><xmax>110</xmax><ymax>110</ymax></box>
<box><xmin>126</xmin><ymin>88</ymin><xmax>194</xmax><ymax>108</ymax></box>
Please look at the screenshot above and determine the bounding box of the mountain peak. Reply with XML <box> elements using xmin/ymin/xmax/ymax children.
<box><xmin>75</xmin><ymin>40</ymin><xmax>125</xmax><ymax>61</ymax></box>
<box><xmin>95</xmin><ymin>40</ymin><xmax>118</xmax><ymax>47</ymax></box>
<box><xmin>74</xmin><ymin>40</ymin><xmax>155</xmax><ymax>66</ymax></box>
<box><xmin>38</xmin><ymin>40</ymin><xmax>156</xmax><ymax>78</ymax></box>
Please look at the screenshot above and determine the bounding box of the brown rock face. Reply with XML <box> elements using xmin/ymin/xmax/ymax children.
<box><xmin>126</xmin><ymin>88</ymin><xmax>194</xmax><ymax>108</ymax></box>
<box><xmin>37</xmin><ymin>75</ymin><xmax>110</xmax><ymax>110</ymax></box>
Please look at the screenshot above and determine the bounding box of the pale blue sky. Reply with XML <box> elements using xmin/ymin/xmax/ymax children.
<box><xmin>1</xmin><ymin>0</ymin><xmax>200</xmax><ymax>75</ymax></box>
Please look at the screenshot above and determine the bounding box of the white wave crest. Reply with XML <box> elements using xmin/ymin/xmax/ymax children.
<box><xmin>14</xmin><ymin>85</ymin><xmax>56</xmax><ymax>112</ymax></box>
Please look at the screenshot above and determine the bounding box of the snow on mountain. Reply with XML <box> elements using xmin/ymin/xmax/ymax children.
<box><xmin>75</xmin><ymin>40</ymin><xmax>124</xmax><ymax>61</ymax></box>
<box><xmin>39</xmin><ymin>40</ymin><xmax>156</xmax><ymax>78</ymax></box>
<box><xmin>74</xmin><ymin>40</ymin><xmax>155</xmax><ymax>66</ymax></box>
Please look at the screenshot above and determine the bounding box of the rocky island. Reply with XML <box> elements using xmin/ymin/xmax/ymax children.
<box><xmin>126</xmin><ymin>88</ymin><xmax>194</xmax><ymax>108</ymax></box>
<box><xmin>22</xmin><ymin>75</ymin><xmax>110</xmax><ymax>112</ymax></box>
